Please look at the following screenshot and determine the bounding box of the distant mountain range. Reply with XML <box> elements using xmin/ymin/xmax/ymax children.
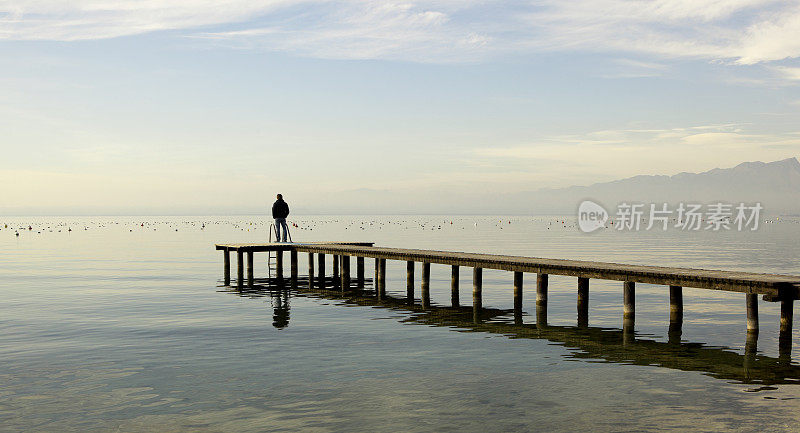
<box><xmin>305</xmin><ymin>157</ymin><xmax>800</xmax><ymax>215</ymax></box>
<box><xmin>515</xmin><ymin>157</ymin><xmax>800</xmax><ymax>215</ymax></box>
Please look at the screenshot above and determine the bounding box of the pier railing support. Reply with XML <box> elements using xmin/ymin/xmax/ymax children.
<box><xmin>341</xmin><ymin>255</ymin><xmax>350</xmax><ymax>292</ymax></box>
<box><xmin>473</xmin><ymin>267</ymin><xmax>483</xmax><ymax>323</ymax></box>
<box><xmin>536</xmin><ymin>274</ymin><xmax>548</xmax><ymax>328</ymax></box>
<box><xmin>451</xmin><ymin>265</ymin><xmax>460</xmax><ymax>307</ymax></box>
<box><xmin>406</xmin><ymin>261</ymin><xmax>415</xmax><ymax>303</ymax></box>
<box><xmin>513</xmin><ymin>272</ymin><xmax>523</xmax><ymax>325</ymax></box>
<box><xmin>421</xmin><ymin>262</ymin><xmax>431</xmax><ymax>309</ymax></box>
<box><xmin>223</xmin><ymin>248</ymin><xmax>230</xmax><ymax>286</ymax></box>
<box><xmin>746</xmin><ymin>293</ymin><xmax>759</xmax><ymax>334</ymax></box>
<box><xmin>577</xmin><ymin>277</ymin><xmax>589</xmax><ymax>327</ymax></box>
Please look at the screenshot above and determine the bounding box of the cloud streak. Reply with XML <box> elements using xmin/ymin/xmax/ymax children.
<box><xmin>2</xmin><ymin>1</ymin><xmax>800</xmax><ymax>65</ymax></box>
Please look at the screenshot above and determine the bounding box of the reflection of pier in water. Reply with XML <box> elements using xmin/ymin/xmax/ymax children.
<box><xmin>227</xmin><ymin>276</ymin><xmax>800</xmax><ymax>387</ymax></box>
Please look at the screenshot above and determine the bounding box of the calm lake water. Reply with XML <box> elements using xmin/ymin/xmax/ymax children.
<box><xmin>2</xmin><ymin>215</ymin><xmax>800</xmax><ymax>432</ymax></box>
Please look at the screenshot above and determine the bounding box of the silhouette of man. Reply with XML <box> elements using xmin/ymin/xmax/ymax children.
<box><xmin>272</xmin><ymin>194</ymin><xmax>290</xmax><ymax>242</ymax></box>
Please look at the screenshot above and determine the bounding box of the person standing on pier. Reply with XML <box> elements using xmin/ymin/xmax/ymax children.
<box><xmin>272</xmin><ymin>194</ymin><xmax>290</xmax><ymax>242</ymax></box>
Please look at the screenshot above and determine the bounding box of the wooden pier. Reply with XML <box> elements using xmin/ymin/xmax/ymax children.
<box><xmin>215</xmin><ymin>242</ymin><xmax>800</xmax><ymax>339</ymax></box>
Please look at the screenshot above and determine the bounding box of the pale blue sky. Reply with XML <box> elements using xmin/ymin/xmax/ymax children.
<box><xmin>1</xmin><ymin>1</ymin><xmax>799</xmax><ymax>214</ymax></box>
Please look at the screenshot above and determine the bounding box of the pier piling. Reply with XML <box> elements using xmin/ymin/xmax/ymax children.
<box><xmin>341</xmin><ymin>255</ymin><xmax>350</xmax><ymax>292</ymax></box>
<box><xmin>237</xmin><ymin>250</ymin><xmax>244</xmax><ymax>289</ymax></box>
<box><xmin>223</xmin><ymin>248</ymin><xmax>230</xmax><ymax>286</ymax></box>
<box><xmin>577</xmin><ymin>277</ymin><xmax>589</xmax><ymax>327</ymax></box>
<box><xmin>318</xmin><ymin>254</ymin><xmax>325</xmax><ymax>288</ymax></box>
<box><xmin>451</xmin><ymin>265</ymin><xmax>460</xmax><ymax>307</ymax></box>
<box><xmin>407</xmin><ymin>261</ymin><xmax>415</xmax><ymax>302</ymax></box>
<box><xmin>513</xmin><ymin>271</ymin><xmax>523</xmax><ymax>325</ymax></box>
<box><xmin>536</xmin><ymin>274</ymin><xmax>548</xmax><ymax>328</ymax></box>
<box><xmin>247</xmin><ymin>251</ymin><xmax>254</xmax><ymax>287</ymax></box>
<box><xmin>421</xmin><ymin>262</ymin><xmax>431</xmax><ymax>309</ymax></box>
<box><xmin>290</xmin><ymin>250</ymin><xmax>298</xmax><ymax>287</ymax></box>
<box><xmin>276</xmin><ymin>250</ymin><xmax>283</xmax><ymax>279</ymax></box>
<box><xmin>473</xmin><ymin>267</ymin><xmax>483</xmax><ymax>323</ymax></box>
<box><xmin>746</xmin><ymin>293</ymin><xmax>759</xmax><ymax>334</ymax></box>
<box><xmin>378</xmin><ymin>259</ymin><xmax>386</xmax><ymax>297</ymax></box>
<box><xmin>357</xmin><ymin>257</ymin><xmax>365</xmax><ymax>288</ymax></box>
<box><xmin>332</xmin><ymin>255</ymin><xmax>339</xmax><ymax>286</ymax></box>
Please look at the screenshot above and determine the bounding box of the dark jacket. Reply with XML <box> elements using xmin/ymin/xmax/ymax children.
<box><xmin>272</xmin><ymin>199</ymin><xmax>290</xmax><ymax>218</ymax></box>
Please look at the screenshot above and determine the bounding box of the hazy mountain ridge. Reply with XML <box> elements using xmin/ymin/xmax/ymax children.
<box><xmin>519</xmin><ymin>157</ymin><xmax>800</xmax><ymax>215</ymax></box>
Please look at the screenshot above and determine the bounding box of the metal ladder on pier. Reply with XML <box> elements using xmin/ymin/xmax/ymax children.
<box><xmin>267</xmin><ymin>222</ymin><xmax>293</xmax><ymax>277</ymax></box>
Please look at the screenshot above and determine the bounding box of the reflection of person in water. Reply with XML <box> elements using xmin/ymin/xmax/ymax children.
<box><xmin>272</xmin><ymin>290</ymin><xmax>290</xmax><ymax>329</ymax></box>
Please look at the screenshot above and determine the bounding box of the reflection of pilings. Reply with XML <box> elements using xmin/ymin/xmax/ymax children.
<box><xmin>406</xmin><ymin>261</ymin><xmax>415</xmax><ymax>303</ymax></box>
<box><xmin>537</xmin><ymin>274</ymin><xmax>548</xmax><ymax>328</ymax></box>
<box><xmin>290</xmin><ymin>250</ymin><xmax>298</xmax><ymax>287</ymax></box>
<box><xmin>514</xmin><ymin>272</ymin><xmax>523</xmax><ymax>325</ymax></box>
<box><xmin>623</xmin><ymin>281</ymin><xmax>635</xmax><ymax>346</ymax></box>
<box><xmin>317</xmin><ymin>254</ymin><xmax>325</xmax><ymax>288</ymax></box>
<box><xmin>780</xmin><ymin>297</ymin><xmax>793</xmax><ymax>362</ymax></box>
<box><xmin>223</xmin><ymin>248</ymin><xmax>231</xmax><ymax>286</ymax></box>
<box><xmin>473</xmin><ymin>267</ymin><xmax>483</xmax><ymax>323</ymax></box>
<box><xmin>451</xmin><ymin>265</ymin><xmax>460</xmax><ymax>307</ymax></box>
<box><xmin>746</xmin><ymin>293</ymin><xmax>759</xmax><ymax>334</ymax></box>
<box><xmin>421</xmin><ymin>262</ymin><xmax>431</xmax><ymax>309</ymax></box>
<box><xmin>744</xmin><ymin>331</ymin><xmax>758</xmax><ymax>379</ymax></box>
<box><xmin>357</xmin><ymin>257</ymin><xmax>365</xmax><ymax>288</ymax></box>
<box><xmin>669</xmin><ymin>285</ymin><xmax>683</xmax><ymax>344</ymax></box>
<box><xmin>577</xmin><ymin>277</ymin><xmax>589</xmax><ymax>328</ymax></box>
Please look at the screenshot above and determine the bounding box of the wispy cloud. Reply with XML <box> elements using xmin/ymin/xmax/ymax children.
<box><xmin>2</xmin><ymin>0</ymin><xmax>800</xmax><ymax>67</ymax></box>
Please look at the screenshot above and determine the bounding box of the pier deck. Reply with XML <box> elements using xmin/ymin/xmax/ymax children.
<box><xmin>214</xmin><ymin>241</ymin><xmax>800</xmax><ymax>341</ymax></box>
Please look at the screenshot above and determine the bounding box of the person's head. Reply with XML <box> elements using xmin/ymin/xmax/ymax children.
<box><xmin>277</xmin><ymin>193</ymin><xmax>283</xmax><ymax>200</ymax></box>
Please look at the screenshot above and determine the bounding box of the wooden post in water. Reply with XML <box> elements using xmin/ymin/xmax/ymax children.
<box><xmin>341</xmin><ymin>255</ymin><xmax>350</xmax><ymax>292</ymax></box>
<box><xmin>308</xmin><ymin>253</ymin><xmax>315</xmax><ymax>288</ymax></box>
<box><xmin>406</xmin><ymin>261</ymin><xmax>415</xmax><ymax>303</ymax></box>
<box><xmin>318</xmin><ymin>254</ymin><xmax>325</xmax><ymax>289</ymax></box>
<box><xmin>669</xmin><ymin>285</ymin><xmax>683</xmax><ymax>343</ymax></box>
<box><xmin>276</xmin><ymin>250</ymin><xmax>284</xmax><ymax>279</ymax></box>
<box><xmin>237</xmin><ymin>250</ymin><xmax>244</xmax><ymax>289</ymax></box>
<box><xmin>513</xmin><ymin>272</ymin><xmax>523</xmax><ymax>325</ymax></box>
<box><xmin>577</xmin><ymin>277</ymin><xmax>589</xmax><ymax>328</ymax></box>
<box><xmin>623</xmin><ymin>281</ymin><xmax>635</xmax><ymax>345</ymax></box>
<box><xmin>746</xmin><ymin>293</ymin><xmax>759</xmax><ymax>334</ymax></box>
<box><xmin>421</xmin><ymin>262</ymin><xmax>431</xmax><ymax>309</ymax></box>
<box><xmin>332</xmin><ymin>255</ymin><xmax>340</xmax><ymax>286</ymax></box>
<box><xmin>378</xmin><ymin>259</ymin><xmax>386</xmax><ymax>297</ymax></box>
<box><xmin>223</xmin><ymin>248</ymin><xmax>230</xmax><ymax>286</ymax></box>
<box><xmin>357</xmin><ymin>257</ymin><xmax>365</xmax><ymax>288</ymax></box>
<box><xmin>536</xmin><ymin>274</ymin><xmax>548</xmax><ymax>328</ymax></box>
<box><xmin>780</xmin><ymin>296</ymin><xmax>793</xmax><ymax>359</ymax></box>
<box><xmin>451</xmin><ymin>265</ymin><xmax>460</xmax><ymax>307</ymax></box>
<box><xmin>374</xmin><ymin>258</ymin><xmax>381</xmax><ymax>298</ymax></box>
<box><xmin>246</xmin><ymin>251</ymin><xmax>254</xmax><ymax>288</ymax></box>
<box><xmin>473</xmin><ymin>267</ymin><xmax>483</xmax><ymax>323</ymax></box>
<box><xmin>290</xmin><ymin>250</ymin><xmax>298</xmax><ymax>287</ymax></box>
